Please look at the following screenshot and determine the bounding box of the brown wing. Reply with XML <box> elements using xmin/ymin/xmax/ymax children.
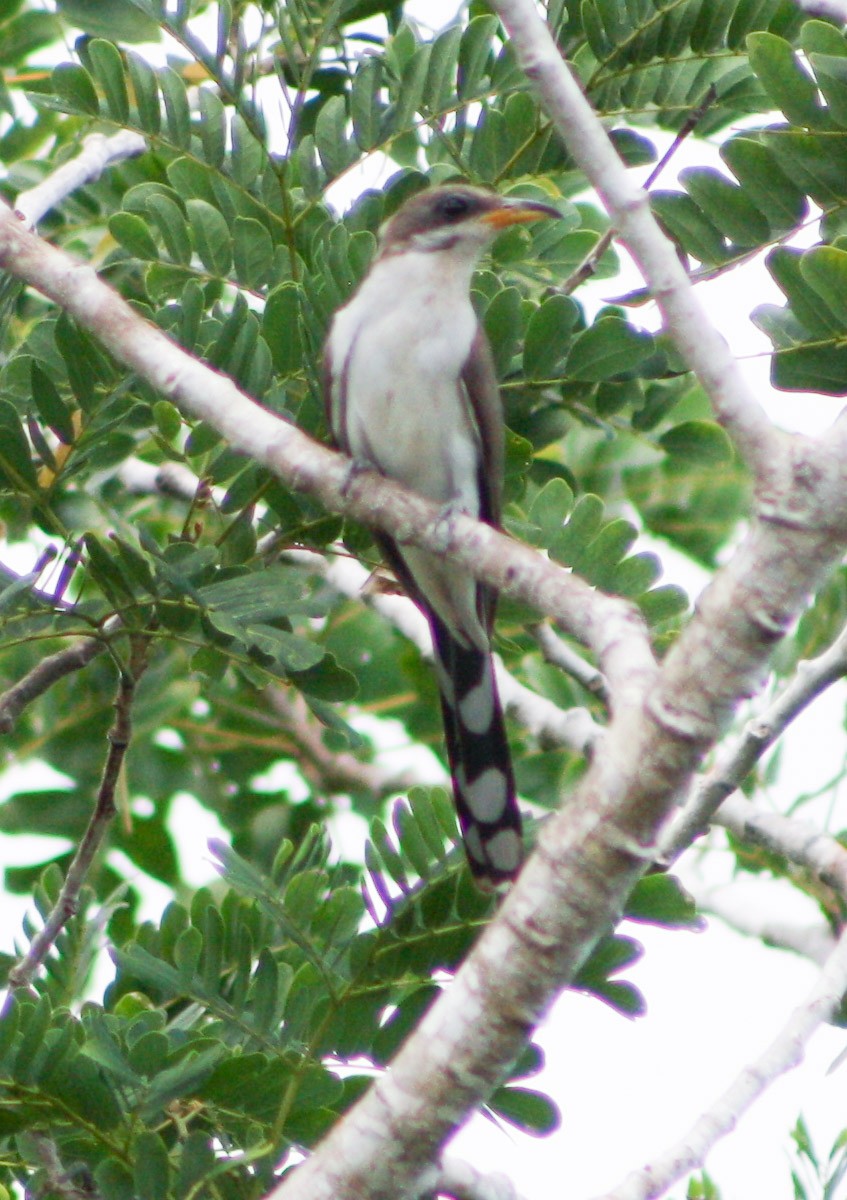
<box><xmin>461</xmin><ymin>326</ymin><xmax>504</xmax><ymax>528</ymax></box>
<box><xmin>460</xmin><ymin>325</ymin><xmax>505</xmax><ymax>634</ymax></box>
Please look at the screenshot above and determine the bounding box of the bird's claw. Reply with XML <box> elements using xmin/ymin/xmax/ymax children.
<box><xmin>340</xmin><ymin>455</ymin><xmax>374</xmax><ymax>498</ymax></box>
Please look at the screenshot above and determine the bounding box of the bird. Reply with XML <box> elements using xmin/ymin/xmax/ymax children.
<box><xmin>323</xmin><ymin>184</ymin><xmax>561</xmax><ymax>885</ymax></box>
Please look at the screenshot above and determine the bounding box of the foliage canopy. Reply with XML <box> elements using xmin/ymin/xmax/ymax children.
<box><xmin>2</xmin><ymin>2</ymin><xmax>847</xmax><ymax>1198</ymax></box>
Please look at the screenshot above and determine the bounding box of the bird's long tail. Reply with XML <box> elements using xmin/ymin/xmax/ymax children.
<box><xmin>429</xmin><ymin>613</ymin><xmax>523</xmax><ymax>884</ymax></box>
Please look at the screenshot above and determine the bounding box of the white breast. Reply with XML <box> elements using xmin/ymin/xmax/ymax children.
<box><xmin>328</xmin><ymin>250</ymin><xmax>482</xmax><ymax>512</ymax></box>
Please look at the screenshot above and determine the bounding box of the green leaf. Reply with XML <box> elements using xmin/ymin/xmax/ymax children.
<box><xmin>263</xmin><ymin>282</ymin><xmax>304</xmax><ymax>376</ymax></box>
<box><xmin>50</xmin><ymin>62</ymin><xmax>99</xmax><ymax>115</ymax></box>
<box><xmin>799</xmin><ymin>246</ymin><xmax>847</xmax><ymax>327</ymax></box>
<box><xmin>0</xmin><ymin>11</ymin><xmax>60</xmax><ymax>64</ymax></box>
<box><xmin>523</xmin><ymin>294</ymin><xmax>579</xmax><ymax>380</ymax></box>
<box><xmin>30</xmin><ymin>362</ymin><xmax>74</xmax><ymax>444</ymax></box>
<box><xmin>810</xmin><ymin>52</ymin><xmax>847</xmax><ymax>127</ymax></box>
<box><xmin>626</xmin><ymin>874</ymin><xmax>702</xmax><ymax>930</ymax></box>
<box><xmin>0</xmin><ymin>397</ymin><xmax>37</xmax><ymax>487</ymax></box>
<box><xmin>198</xmin><ymin>86</ymin><xmax>226</xmax><ymax>168</ymax></box>
<box><xmin>233</xmin><ymin>217</ymin><xmax>273</xmax><ymax>289</ymax></box>
<box><xmin>186</xmin><ymin>199</ymin><xmax>232</xmax><ymax>276</ymax></box>
<box><xmin>231</xmin><ymin>113</ymin><xmax>265</xmax><ymax>186</ymax></box>
<box><xmin>488</xmin><ymin>1086</ymin><xmax>560</xmax><ymax>1136</ymax></box>
<box><xmin>721</xmin><ymin>137</ymin><xmax>807</xmax><ymax>236</ymax></box>
<box><xmin>680</xmin><ymin>166</ymin><xmax>770</xmax><ymax>247</ymax></box>
<box><xmin>565</xmin><ymin>318</ymin><xmax>654</xmax><ymax>381</ymax></box>
<box><xmin>126</xmin><ymin>49</ymin><xmax>160</xmax><ymax>132</ymax></box>
<box><xmin>659</xmin><ymin>421</ymin><xmax>733</xmax><ymax>464</ymax></box>
<box><xmin>315</xmin><ymin>95</ymin><xmax>356</xmax><ymax>180</ymax></box>
<box><xmin>133</xmin><ymin>1132</ymin><xmax>171</xmax><ymax>1200</ymax></box>
<box><xmin>160</xmin><ymin>66</ymin><xmax>192</xmax><ymax>149</ymax></box>
<box><xmin>483</xmin><ymin>286</ymin><xmax>523</xmax><ymax>377</ymax></box>
<box><xmin>109</xmin><ymin>211</ymin><xmax>160</xmax><ymax>261</ymax></box>
<box><xmin>526</xmin><ymin>477</ymin><xmax>574</xmax><ymax>546</ymax></box>
<box><xmin>86</xmin><ymin>39</ymin><xmax>129</xmax><ymax>123</ymax></box>
<box><xmin>145</xmin><ymin>193</ymin><xmax>192</xmax><ymax>265</ymax></box>
<box><xmin>748</xmin><ymin>32</ymin><xmax>824</xmax><ymax>127</ymax></box>
<box><xmin>350</xmin><ymin>57</ymin><xmax>383</xmax><ymax>151</ymax></box>
<box><xmin>650</xmin><ymin>191</ymin><xmax>727</xmax><ymax>265</ymax></box>
<box><xmin>57</xmin><ymin>0</ymin><xmax>160</xmax><ymax>42</ymax></box>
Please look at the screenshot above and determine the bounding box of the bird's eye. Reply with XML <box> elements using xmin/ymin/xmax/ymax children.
<box><xmin>436</xmin><ymin>193</ymin><xmax>471</xmax><ymax>222</ymax></box>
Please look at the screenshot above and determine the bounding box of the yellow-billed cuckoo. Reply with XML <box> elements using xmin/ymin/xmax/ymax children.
<box><xmin>324</xmin><ymin>185</ymin><xmax>560</xmax><ymax>885</ymax></box>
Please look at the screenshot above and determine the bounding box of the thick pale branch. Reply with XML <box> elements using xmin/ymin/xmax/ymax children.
<box><xmin>272</xmin><ymin>501</ymin><xmax>845</xmax><ymax>1200</ymax></box>
<box><xmin>490</xmin><ymin>0</ymin><xmax>780</xmax><ymax>478</ymax></box>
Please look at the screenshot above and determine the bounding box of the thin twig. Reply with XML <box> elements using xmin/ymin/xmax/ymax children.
<box><xmin>265</xmin><ymin>687</ymin><xmax>424</xmax><ymax>797</ymax></box>
<box><xmin>661</xmin><ymin>622</ymin><xmax>847</xmax><ymax>863</ymax></box>
<box><xmin>560</xmin><ymin>86</ymin><xmax>716</xmax><ymax>296</ymax></box>
<box><xmin>0</xmin><ymin>635</ymin><xmax>106</xmax><ymax>733</ymax></box>
<box><xmin>15</xmin><ymin>130</ymin><xmax>146</xmax><ymax>229</ymax></box>
<box><xmin>593</xmin><ymin>922</ymin><xmax>847</xmax><ymax>1200</ymax></box>
<box><xmin>8</xmin><ymin>635</ymin><xmax>150</xmax><ymax>992</ymax></box>
<box><xmin>693</xmin><ymin>885</ymin><xmax>836</xmax><ymax>966</ymax></box>
<box><xmin>531</xmin><ymin>621</ymin><xmax>609</xmax><ymax>703</ymax></box>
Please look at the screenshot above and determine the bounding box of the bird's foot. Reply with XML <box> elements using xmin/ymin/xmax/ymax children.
<box><xmin>431</xmin><ymin>499</ymin><xmax>472</xmax><ymax>552</ymax></box>
<box><xmin>340</xmin><ymin>455</ymin><xmax>374</xmax><ymax>498</ymax></box>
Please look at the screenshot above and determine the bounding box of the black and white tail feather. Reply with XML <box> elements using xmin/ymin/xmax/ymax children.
<box><xmin>428</xmin><ymin>612</ymin><xmax>521</xmax><ymax>883</ymax></box>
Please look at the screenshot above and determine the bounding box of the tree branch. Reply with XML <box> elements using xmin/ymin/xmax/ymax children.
<box><xmin>694</xmin><ymin>885</ymin><xmax>836</xmax><ymax>965</ymax></box>
<box><xmin>661</xmin><ymin>621</ymin><xmax>847</xmax><ymax>862</ymax></box>
<box><xmin>490</xmin><ymin>0</ymin><xmax>781</xmax><ymax>479</ymax></box>
<box><xmin>8</xmin><ymin>635</ymin><xmax>149</xmax><ymax>992</ymax></box>
<box><xmin>714</xmin><ymin>791</ymin><xmax>847</xmax><ymax>900</ymax></box>
<box><xmin>593</xmin><ymin>922</ymin><xmax>847</xmax><ymax>1200</ymax></box>
<box><xmin>530</xmin><ymin>621</ymin><xmax>609</xmax><ymax>704</ymax></box>
<box><xmin>0</xmin><ymin>634</ymin><xmax>106</xmax><ymax>733</ymax></box>
<box><xmin>428</xmin><ymin>1157</ymin><xmax>527</xmax><ymax>1200</ymax></box>
<box><xmin>15</xmin><ymin>130</ymin><xmax>146</xmax><ymax>229</ymax></box>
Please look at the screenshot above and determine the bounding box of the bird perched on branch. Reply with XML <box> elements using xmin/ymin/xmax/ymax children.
<box><xmin>324</xmin><ymin>184</ymin><xmax>560</xmax><ymax>885</ymax></box>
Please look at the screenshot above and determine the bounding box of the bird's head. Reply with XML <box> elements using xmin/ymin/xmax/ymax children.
<box><xmin>377</xmin><ymin>184</ymin><xmax>561</xmax><ymax>260</ymax></box>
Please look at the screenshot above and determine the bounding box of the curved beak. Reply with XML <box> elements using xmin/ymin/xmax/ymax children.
<box><xmin>480</xmin><ymin>196</ymin><xmax>562</xmax><ymax>229</ymax></box>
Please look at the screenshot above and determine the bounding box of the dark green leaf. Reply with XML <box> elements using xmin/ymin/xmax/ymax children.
<box><xmin>109</xmin><ymin>211</ymin><xmax>160</xmax><ymax>261</ymax></box>
<box><xmin>50</xmin><ymin>62</ymin><xmax>99</xmax><ymax>115</ymax></box>
<box><xmin>659</xmin><ymin>421</ymin><xmax>733</xmax><ymax>464</ymax></box>
<box><xmin>187</xmin><ymin>199</ymin><xmax>232</xmax><ymax>276</ymax></box>
<box><xmin>565</xmin><ymin>319</ymin><xmax>654</xmax><ymax>381</ymax></box>
<box><xmin>488</xmin><ymin>1086</ymin><xmax>560</xmax><ymax>1136</ymax></box>
<box><xmin>57</xmin><ymin>0</ymin><xmax>160</xmax><ymax>42</ymax></box>
<box><xmin>87</xmin><ymin>39</ymin><xmax>129</xmax><ymax>123</ymax></box>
